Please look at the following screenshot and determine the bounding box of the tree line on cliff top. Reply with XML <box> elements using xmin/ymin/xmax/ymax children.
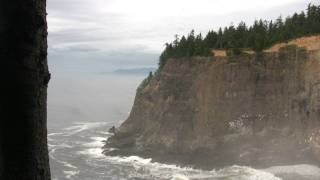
<box><xmin>159</xmin><ymin>4</ymin><xmax>320</xmax><ymax>69</ymax></box>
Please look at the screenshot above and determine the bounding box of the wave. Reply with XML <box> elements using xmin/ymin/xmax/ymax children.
<box><xmin>77</xmin><ymin>136</ymin><xmax>107</xmax><ymax>158</ymax></box>
<box><xmin>48</xmin><ymin>132</ymin><xmax>65</xmax><ymax>136</ymax></box>
<box><xmin>83</xmin><ymin>137</ymin><xmax>106</xmax><ymax>147</ymax></box>
<box><xmin>103</xmin><ymin>155</ymin><xmax>281</xmax><ymax>180</ymax></box>
<box><xmin>62</xmin><ymin>122</ymin><xmax>108</xmax><ymax>136</ymax></box>
<box><xmin>50</xmin><ymin>122</ymin><xmax>320</xmax><ymax>180</ymax></box>
<box><xmin>78</xmin><ymin>134</ymin><xmax>281</xmax><ymax>180</ymax></box>
<box><xmin>64</xmin><ymin>170</ymin><xmax>80</xmax><ymax>179</ymax></box>
<box><xmin>263</xmin><ymin>164</ymin><xmax>320</xmax><ymax>179</ymax></box>
<box><xmin>77</xmin><ymin>147</ymin><xmax>104</xmax><ymax>158</ymax></box>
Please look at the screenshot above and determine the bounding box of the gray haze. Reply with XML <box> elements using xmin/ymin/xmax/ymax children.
<box><xmin>47</xmin><ymin>73</ymin><xmax>145</xmax><ymax>130</ymax></box>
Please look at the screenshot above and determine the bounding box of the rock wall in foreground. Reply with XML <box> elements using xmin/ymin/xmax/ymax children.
<box><xmin>0</xmin><ymin>0</ymin><xmax>51</xmax><ymax>179</ymax></box>
<box><xmin>105</xmin><ymin>51</ymin><xmax>320</xmax><ymax>169</ymax></box>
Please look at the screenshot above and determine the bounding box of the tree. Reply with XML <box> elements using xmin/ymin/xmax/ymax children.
<box><xmin>235</xmin><ymin>21</ymin><xmax>248</xmax><ymax>47</ymax></box>
<box><xmin>173</xmin><ymin>34</ymin><xmax>180</xmax><ymax>47</ymax></box>
<box><xmin>216</xmin><ymin>28</ymin><xmax>224</xmax><ymax>49</ymax></box>
<box><xmin>204</xmin><ymin>30</ymin><xmax>218</xmax><ymax>48</ymax></box>
<box><xmin>158</xmin><ymin>4</ymin><xmax>320</xmax><ymax>67</ymax></box>
<box><xmin>0</xmin><ymin>0</ymin><xmax>51</xmax><ymax>179</ymax></box>
<box><xmin>194</xmin><ymin>33</ymin><xmax>204</xmax><ymax>55</ymax></box>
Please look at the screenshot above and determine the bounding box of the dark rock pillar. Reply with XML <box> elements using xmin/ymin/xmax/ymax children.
<box><xmin>0</xmin><ymin>0</ymin><xmax>51</xmax><ymax>179</ymax></box>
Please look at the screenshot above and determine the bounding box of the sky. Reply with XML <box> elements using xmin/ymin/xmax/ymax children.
<box><xmin>47</xmin><ymin>0</ymin><xmax>318</xmax><ymax>72</ymax></box>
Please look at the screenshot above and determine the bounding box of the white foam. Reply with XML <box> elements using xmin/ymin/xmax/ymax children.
<box><xmin>50</xmin><ymin>122</ymin><xmax>283</xmax><ymax>179</ymax></box>
<box><xmin>99</xmin><ymin>131</ymin><xmax>111</xmax><ymax>135</ymax></box>
<box><xmin>78</xmin><ymin>136</ymin><xmax>107</xmax><ymax>158</ymax></box>
<box><xmin>103</xmin><ymin>155</ymin><xmax>281</xmax><ymax>180</ymax></box>
<box><xmin>48</xmin><ymin>132</ymin><xmax>64</xmax><ymax>136</ymax></box>
<box><xmin>54</xmin><ymin>158</ymin><xmax>78</xmax><ymax>169</ymax></box>
<box><xmin>64</xmin><ymin>170</ymin><xmax>79</xmax><ymax>179</ymax></box>
<box><xmin>106</xmin><ymin>155</ymin><xmax>152</xmax><ymax>165</ymax></box>
<box><xmin>63</xmin><ymin>124</ymin><xmax>88</xmax><ymax>136</ymax></box>
<box><xmin>49</xmin><ymin>147</ymin><xmax>56</xmax><ymax>154</ymax></box>
<box><xmin>48</xmin><ymin>143</ymin><xmax>55</xmax><ymax>148</ymax></box>
<box><xmin>58</xmin><ymin>143</ymin><xmax>73</xmax><ymax>148</ymax></box>
<box><xmin>64</xmin><ymin>162</ymin><xmax>78</xmax><ymax>169</ymax></box>
<box><xmin>171</xmin><ymin>174</ymin><xmax>190</xmax><ymax>180</ymax></box>
<box><xmin>77</xmin><ymin>148</ymin><xmax>104</xmax><ymax>158</ymax></box>
<box><xmin>83</xmin><ymin>137</ymin><xmax>106</xmax><ymax>148</ymax></box>
<box><xmin>263</xmin><ymin>164</ymin><xmax>320</xmax><ymax>177</ymax></box>
<box><xmin>216</xmin><ymin>165</ymin><xmax>281</xmax><ymax>180</ymax></box>
<box><xmin>63</xmin><ymin>122</ymin><xmax>108</xmax><ymax>136</ymax></box>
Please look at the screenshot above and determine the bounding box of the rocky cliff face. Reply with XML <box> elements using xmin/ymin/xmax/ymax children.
<box><xmin>105</xmin><ymin>50</ymin><xmax>320</xmax><ymax>169</ymax></box>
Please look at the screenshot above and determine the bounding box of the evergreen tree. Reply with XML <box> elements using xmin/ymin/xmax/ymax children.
<box><xmin>158</xmin><ymin>3</ymin><xmax>320</xmax><ymax>69</ymax></box>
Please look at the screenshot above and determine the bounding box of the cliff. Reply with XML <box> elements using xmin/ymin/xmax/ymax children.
<box><xmin>104</xmin><ymin>50</ymin><xmax>320</xmax><ymax>169</ymax></box>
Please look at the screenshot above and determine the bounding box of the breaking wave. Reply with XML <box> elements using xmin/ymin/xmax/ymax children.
<box><xmin>48</xmin><ymin>122</ymin><xmax>320</xmax><ymax>180</ymax></box>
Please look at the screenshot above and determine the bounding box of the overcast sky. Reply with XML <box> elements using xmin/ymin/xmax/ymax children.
<box><xmin>47</xmin><ymin>0</ymin><xmax>318</xmax><ymax>72</ymax></box>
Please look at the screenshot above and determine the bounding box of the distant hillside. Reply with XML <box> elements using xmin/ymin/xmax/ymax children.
<box><xmin>113</xmin><ymin>67</ymin><xmax>156</xmax><ymax>75</ymax></box>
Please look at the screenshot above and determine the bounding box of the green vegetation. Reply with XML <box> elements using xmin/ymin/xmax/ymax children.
<box><xmin>226</xmin><ymin>48</ymin><xmax>249</xmax><ymax>56</ymax></box>
<box><xmin>278</xmin><ymin>44</ymin><xmax>307</xmax><ymax>60</ymax></box>
<box><xmin>279</xmin><ymin>44</ymin><xmax>307</xmax><ymax>53</ymax></box>
<box><xmin>137</xmin><ymin>71</ymin><xmax>153</xmax><ymax>92</ymax></box>
<box><xmin>159</xmin><ymin>4</ymin><xmax>320</xmax><ymax>69</ymax></box>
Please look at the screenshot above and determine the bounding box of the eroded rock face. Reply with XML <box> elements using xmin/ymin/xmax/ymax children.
<box><xmin>105</xmin><ymin>51</ymin><xmax>320</xmax><ymax>169</ymax></box>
